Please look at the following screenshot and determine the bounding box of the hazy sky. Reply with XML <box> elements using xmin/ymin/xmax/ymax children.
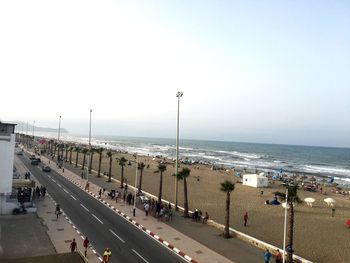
<box><xmin>1</xmin><ymin>1</ymin><xmax>349</xmax><ymax>147</ymax></box>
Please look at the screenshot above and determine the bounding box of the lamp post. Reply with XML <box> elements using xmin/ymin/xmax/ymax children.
<box><xmin>175</xmin><ymin>91</ymin><xmax>183</xmax><ymax>211</ymax></box>
<box><xmin>32</xmin><ymin>120</ymin><xmax>35</xmax><ymax>148</ymax></box>
<box><xmin>133</xmin><ymin>154</ymin><xmax>138</xmax><ymax>217</ymax></box>
<box><xmin>282</xmin><ymin>188</ymin><xmax>288</xmax><ymax>263</ymax></box>
<box><xmin>58</xmin><ymin>115</ymin><xmax>61</xmax><ymax>161</ymax></box>
<box><xmin>86</xmin><ymin>109</ymin><xmax>92</xmax><ymax>184</ymax></box>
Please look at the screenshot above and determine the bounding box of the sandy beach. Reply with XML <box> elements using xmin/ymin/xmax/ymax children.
<box><xmin>53</xmin><ymin>149</ymin><xmax>350</xmax><ymax>263</ymax></box>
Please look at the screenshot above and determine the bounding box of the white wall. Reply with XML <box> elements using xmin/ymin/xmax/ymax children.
<box><xmin>0</xmin><ymin>134</ymin><xmax>15</xmax><ymax>194</ymax></box>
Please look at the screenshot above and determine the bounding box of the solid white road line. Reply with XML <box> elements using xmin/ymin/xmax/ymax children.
<box><xmin>80</xmin><ymin>204</ymin><xmax>89</xmax><ymax>212</ymax></box>
<box><xmin>70</xmin><ymin>195</ymin><xmax>77</xmax><ymax>200</ymax></box>
<box><xmin>109</xmin><ymin>229</ymin><xmax>125</xmax><ymax>243</ymax></box>
<box><xmin>63</xmin><ymin>188</ymin><xmax>69</xmax><ymax>194</ymax></box>
<box><xmin>132</xmin><ymin>249</ymin><xmax>149</xmax><ymax>263</ymax></box>
<box><xmin>92</xmin><ymin>214</ymin><xmax>104</xmax><ymax>224</ymax></box>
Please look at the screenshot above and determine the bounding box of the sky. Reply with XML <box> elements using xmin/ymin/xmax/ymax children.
<box><xmin>0</xmin><ymin>0</ymin><xmax>349</xmax><ymax>147</ymax></box>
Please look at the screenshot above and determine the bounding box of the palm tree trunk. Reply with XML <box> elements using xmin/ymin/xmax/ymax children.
<box><xmin>120</xmin><ymin>167</ymin><xmax>124</xmax><ymax>188</ymax></box>
<box><xmin>158</xmin><ymin>172</ymin><xmax>163</xmax><ymax>202</ymax></box>
<box><xmin>75</xmin><ymin>152</ymin><xmax>79</xmax><ymax>167</ymax></box>
<box><xmin>108</xmin><ymin>157</ymin><xmax>112</xmax><ymax>182</ymax></box>
<box><xmin>65</xmin><ymin>148</ymin><xmax>68</xmax><ymax>162</ymax></box>
<box><xmin>224</xmin><ymin>192</ymin><xmax>231</xmax><ymax>238</ymax></box>
<box><xmin>69</xmin><ymin>150</ymin><xmax>72</xmax><ymax>164</ymax></box>
<box><xmin>89</xmin><ymin>152</ymin><xmax>94</xmax><ymax>173</ymax></box>
<box><xmin>82</xmin><ymin>154</ymin><xmax>86</xmax><ymax>170</ymax></box>
<box><xmin>138</xmin><ymin>170</ymin><xmax>143</xmax><ymax>190</ymax></box>
<box><xmin>97</xmin><ymin>152</ymin><xmax>102</xmax><ymax>177</ymax></box>
<box><xmin>287</xmin><ymin>202</ymin><xmax>294</xmax><ymax>263</ymax></box>
<box><xmin>184</xmin><ymin>177</ymin><xmax>189</xmax><ymax>217</ymax></box>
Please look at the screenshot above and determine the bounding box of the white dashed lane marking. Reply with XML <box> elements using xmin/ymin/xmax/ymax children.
<box><xmin>132</xmin><ymin>249</ymin><xmax>149</xmax><ymax>263</ymax></box>
<box><xmin>57</xmin><ymin>183</ymin><xmax>62</xmax><ymax>188</ymax></box>
<box><xmin>70</xmin><ymin>195</ymin><xmax>77</xmax><ymax>200</ymax></box>
<box><xmin>63</xmin><ymin>188</ymin><xmax>69</xmax><ymax>194</ymax></box>
<box><xmin>80</xmin><ymin>204</ymin><xmax>89</xmax><ymax>212</ymax></box>
<box><xmin>109</xmin><ymin>229</ymin><xmax>125</xmax><ymax>243</ymax></box>
<box><xmin>92</xmin><ymin>214</ymin><xmax>104</xmax><ymax>224</ymax></box>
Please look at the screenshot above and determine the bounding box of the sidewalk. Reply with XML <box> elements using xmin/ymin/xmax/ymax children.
<box><xmin>14</xmin><ymin>156</ymin><xmax>101</xmax><ymax>263</ymax></box>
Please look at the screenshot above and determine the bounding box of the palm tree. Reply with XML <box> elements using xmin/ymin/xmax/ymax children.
<box><xmin>48</xmin><ymin>139</ymin><xmax>54</xmax><ymax>155</ymax></box>
<box><xmin>154</xmin><ymin>163</ymin><xmax>167</xmax><ymax>203</ymax></box>
<box><xmin>286</xmin><ymin>184</ymin><xmax>298</xmax><ymax>263</ymax></box>
<box><xmin>74</xmin><ymin>146</ymin><xmax>80</xmax><ymax>168</ymax></box>
<box><xmin>177</xmin><ymin>167</ymin><xmax>191</xmax><ymax>218</ymax></box>
<box><xmin>118</xmin><ymin>157</ymin><xmax>127</xmax><ymax>188</ymax></box>
<box><xmin>96</xmin><ymin>148</ymin><xmax>103</xmax><ymax>177</ymax></box>
<box><xmin>81</xmin><ymin>148</ymin><xmax>89</xmax><ymax>170</ymax></box>
<box><xmin>88</xmin><ymin>148</ymin><xmax>95</xmax><ymax>173</ymax></box>
<box><xmin>106</xmin><ymin>150</ymin><xmax>113</xmax><ymax>182</ymax></box>
<box><xmin>65</xmin><ymin>144</ymin><xmax>69</xmax><ymax>162</ymax></box>
<box><xmin>137</xmin><ymin>162</ymin><xmax>146</xmax><ymax>190</ymax></box>
<box><xmin>69</xmin><ymin>146</ymin><xmax>74</xmax><ymax>164</ymax></box>
<box><xmin>220</xmin><ymin>180</ymin><xmax>235</xmax><ymax>238</ymax></box>
<box><xmin>53</xmin><ymin>142</ymin><xmax>58</xmax><ymax>158</ymax></box>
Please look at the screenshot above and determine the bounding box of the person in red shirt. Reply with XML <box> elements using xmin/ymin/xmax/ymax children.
<box><xmin>83</xmin><ymin>237</ymin><xmax>89</xmax><ymax>257</ymax></box>
<box><xmin>70</xmin><ymin>238</ymin><xmax>77</xmax><ymax>252</ymax></box>
<box><xmin>275</xmin><ymin>249</ymin><xmax>282</xmax><ymax>263</ymax></box>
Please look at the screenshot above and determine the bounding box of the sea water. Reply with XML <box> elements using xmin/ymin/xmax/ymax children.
<box><xmin>34</xmin><ymin>132</ymin><xmax>350</xmax><ymax>185</ymax></box>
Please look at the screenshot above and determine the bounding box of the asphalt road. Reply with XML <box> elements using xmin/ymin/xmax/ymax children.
<box><xmin>18</xmin><ymin>154</ymin><xmax>185</xmax><ymax>263</ymax></box>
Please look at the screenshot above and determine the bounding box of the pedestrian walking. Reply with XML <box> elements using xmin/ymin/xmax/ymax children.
<box><xmin>275</xmin><ymin>249</ymin><xmax>282</xmax><ymax>263</ymax></box>
<box><xmin>244</xmin><ymin>211</ymin><xmax>248</xmax><ymax>227</ymax></box>
<box><xmin>83</xmin><ymin>237</ymin><xmax>89</xmax><ymax>257</ymax></box>
<box><xmin>264</xmin><ymin>249</ymin><xmax>271</xmax><ymax>263</ymax></box>
<box><xmin>103</xmin><ymin>248</ymin><xmax>112</xmax><ymax>263</ymax></box>
<box><xmin>144</xmin><ymin>202</ymin><xmax>150</xmax><ymax>216</ymax></box>
<box><xmin>99</xmin><ymin>188</ymin><xmax>102</xmax><ymax>198</ymax></box>
<box><xmin>70</xmin><ymin>238</ymin><xmax>77</xmax><ymax>252</ymax></box>
<box><xmin>55</xmin><ymin>204</ymin><xmax>61</xmax><ymax>219</ymax></box>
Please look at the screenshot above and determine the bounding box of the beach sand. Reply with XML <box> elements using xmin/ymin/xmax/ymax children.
<box><xmin>65</xmin><ymin>150</ymin><xmax>350</xmax><ymax>263</ymax></box>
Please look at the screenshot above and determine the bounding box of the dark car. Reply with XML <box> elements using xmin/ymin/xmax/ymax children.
<box><xmin>31</xmin><ymin>160</ymin><xmax>39</xmax><ymax>165</ymax></box>
<box><xmin>42</xmin><ymin>166</ymin><xmax>51</xmax><ymax>172</ymax></box>
<box><xmin>35</xmin><ymin>158</ymin><xmax>41</xmax><ymax>162</ymax></box>
<box><xmin>29</xmin><ymin>155</ymin><xmax>36</xmax><ymax>160</ymax></box>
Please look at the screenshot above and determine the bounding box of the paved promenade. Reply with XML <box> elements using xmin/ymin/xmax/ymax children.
<box><xmin>21</xmin><ymin>148</ymin><xmax>263</xmax><ymax>262</ymax></box>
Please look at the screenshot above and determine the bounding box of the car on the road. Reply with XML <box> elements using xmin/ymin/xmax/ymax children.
<box><xmin>31</xmin><ymin>160</ymin><xmax>39</xmax><ymax>165</ymax></box>
<box><xmin>16</xmin><ymin>151</ymin><xmax>23</xmax><ymax>155</ymax></box>
<box><xmin>29</xmin><ymin>155</ymin><xmax>36</xmax><ymax>160</ymax></box>
<box><xmin>35</xmin><ymin>158</ymin><xmax>41</xmax><ymax>163</ymax></box>
<box><xmin>42</xmin><ymin>166</ymin><xmax>51</xmax><ymax>172</ymax></box>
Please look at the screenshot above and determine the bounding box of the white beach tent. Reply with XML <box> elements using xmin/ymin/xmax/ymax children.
<box><xmin>242</xmin><ymin>173</ymin><xmax>268</xmax><ymax>188</ymax></box>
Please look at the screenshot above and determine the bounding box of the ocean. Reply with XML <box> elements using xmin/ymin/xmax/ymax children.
<box><xmin>34</xmin><ymin>132</ymin><xmax>350</xmax><ymax>185</ymax></box>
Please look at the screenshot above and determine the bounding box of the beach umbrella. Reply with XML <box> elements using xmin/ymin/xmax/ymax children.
<box><xmin>304</xmin><ymin>197</ymin><xmax>315</xmax><ymax>207</ymax></box>
<box><xmin>324</xmin><ymin>198</ymin><xmax>335</xmax><ymax>206</ymax></box>
<box><xmin>346</xmin><ymin>219</ymin><xmax>350</xmax><ymax>228</ymax></box>
<box><xmin>282</xmin><ymin>202</ymin><xmax>290</xmax><ymax>209</ymax></box>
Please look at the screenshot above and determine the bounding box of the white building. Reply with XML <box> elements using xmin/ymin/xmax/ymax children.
<box><xmin>0</xmin><ymin>122</ymin><xmax>17</xmax><ymax>214</ymax></box>
<box><xmin>242</xmin><ymin>173</ymin><xmax>269</xmax><ymax>188</ymax></box>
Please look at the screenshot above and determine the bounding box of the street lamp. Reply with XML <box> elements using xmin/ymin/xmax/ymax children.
<box><xmin>58</xmin><ymin>115</ymin><xmax>61</xmax><ymax>161</ymax></box>
<box><xmin>86</xmin><ymin>109</ymin><xmax>92</xmax><ymax>184</ymax></box>
<box><xmin>133</xmin><ymin>154</ymin><xmax>138</xmax><ymax>217</ymax></box>
<box><xmin>282</xmin><ymin>188</ymin><xmax>288</xmax><ymax>263</ymax></box>
<box><xmin>32</xmin><ymin>120</ymin><xmax>35</xmax><ymax>137</ymax></box>
<box><xmin>175</xmin><ymin>91</ymin><xmax>183</xmax><ymax>211</ymax></box>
